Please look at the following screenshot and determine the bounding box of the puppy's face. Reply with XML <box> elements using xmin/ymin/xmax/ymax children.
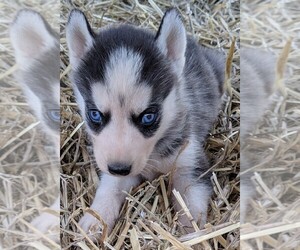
<box><xmin>67</xmin><ymin>9</ymin><xmax>186</xmax><ymax>176</ymax></box>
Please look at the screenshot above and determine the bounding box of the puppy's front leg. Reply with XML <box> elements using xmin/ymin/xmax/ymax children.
<box><xmin>172</xmin><ymin>143</ymin><xmax>212</xmax><ymax>232</ymax></box>
<box><xmin>173</xmin><ymin>173</ymin><xmax>211</xmax><ymax>231</ymax></box>
<box><xmin>79</xmin><ymin>173</ymin><xmax>140</xmax><ymax>234</ymax></box>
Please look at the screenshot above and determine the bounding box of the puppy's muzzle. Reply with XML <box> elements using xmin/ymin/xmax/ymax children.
<box><xmin>108</xmin><ymin>163</ymin><xmax>132</xmax><ymax>176</ymax></box>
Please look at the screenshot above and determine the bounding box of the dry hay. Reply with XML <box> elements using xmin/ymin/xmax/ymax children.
<box><xmin>240</xmin><ymin>0</ymin><xmax>300</xmax><ymax>249</ymax></box>
<box><xmin>60</xmin><ymin>1</ymin><xmax>239</xmax><ymax>250</ymax></box>
<box><xmin>0</xmin><ymin>1</ymin><xmax>60</xmax><ymax>249</ymax></box>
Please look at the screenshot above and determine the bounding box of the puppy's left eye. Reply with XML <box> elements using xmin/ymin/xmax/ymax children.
<box><xmin>141</xmin><ymin>113</ymin><xmax>158</xmax><ymax>126</ymax></box>
<box><xmin>47</xmin><ymin>109</ymin><xmax>60</xmax><ymax>122</ymax></box>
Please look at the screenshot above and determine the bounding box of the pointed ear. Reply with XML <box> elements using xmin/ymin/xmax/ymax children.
<box><xmin>155</xmin><ymin>9</ymin><xmax>187</xmax><ymax>76</ymax></box>
<box><xmin>66</xmin><ymin>10</ymin><xmax>95</xmax><ymax>69</ymax></box>
<box><xmin>10</xmin><ymin>9</ymin><xmax>57</xmax><ymax>69</ymax></box>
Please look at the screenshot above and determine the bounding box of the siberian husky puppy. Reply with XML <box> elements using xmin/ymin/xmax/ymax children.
<box><xmin>240</xmin><ymin>48</ymin><xmax>276</xmax><ymax>223</ymax></box>
<box><xmin>66</xmin><ymin>8</ymin><xmax>224</xmax><ymax>235</ymax></box>
<box><xmin>10</xmin><ymin>9</ymin><xmax>60</xmax><ymax>239</ymax></box>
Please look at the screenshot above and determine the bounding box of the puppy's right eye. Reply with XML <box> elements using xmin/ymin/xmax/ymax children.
<box><xmin>88</xmin><ymin>109</ymin><xmax>103</xmax><ymax>123</ymax></box>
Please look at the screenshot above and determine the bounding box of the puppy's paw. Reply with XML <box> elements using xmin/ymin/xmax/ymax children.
<box><xmin>79</xmin><ymin>205</ymin><xmax>118</xmax><ymax>238</ymax></box>
<box><xmin>79</xmin><ymin>213</ymin><xmax>104</xmax><ymax>232</ymax></box>
<box><xmin>77</xmin><ymin>174</ymin><xmax>137</xmax><ymax>240</ymax></box>
<box><xmin>177</xmin><ymin>210</ymin><xmax>207</xmax><ymax>233</ymax></box>
<box><xmin>172</xmin><ymin>183</ymin><xmax>210</xmax><ymax>233</ymax></box>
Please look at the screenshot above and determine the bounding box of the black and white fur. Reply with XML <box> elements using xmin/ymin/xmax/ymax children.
<box><xmin>66</xmin><ymin>9</ymin><xmax>224</xmax><ymax>235</ymax></box>
<box><xmin>10</xmin><ymin>9</ymin><xmax>60</xmax><ymax>239</ymax></box>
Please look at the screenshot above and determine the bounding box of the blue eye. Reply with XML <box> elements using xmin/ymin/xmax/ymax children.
<box><xmin>141</xmin><ymin>113</ymin><xmax>157</xmax><ymax>126</ymax></box>
<box><xmin>48</xmin><ymin>109</ymin><xmax>60</xmax><ymax>122</ymax></box>
<box><xmin>88</xmin><ymin>109</ymin><xmax>102</xmax><ymax>123</ymax></box>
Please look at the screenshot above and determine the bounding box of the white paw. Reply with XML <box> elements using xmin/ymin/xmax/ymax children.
<box><xmin>79</xmin><ymin>205</ymin><xmax>119</xmax><ymax>236</ymax></box>
<box><xmin>172</xmin><ymin>184</ymin><xmax>210</xmax><ymax>233</ymax></box>
<box><xmin>177</xmin><ymin>210</ymin><xmax>207</xmax><ymax>233</ymax></box>
<box><xmin>77</xmin><ymin>174</ymin><xmax>137</xmax><ymax>239</ymax></box>
<box><xmin>79</xmin><ymin>213</ymin><xmax>104</xmax><ymax>232</ymax></box>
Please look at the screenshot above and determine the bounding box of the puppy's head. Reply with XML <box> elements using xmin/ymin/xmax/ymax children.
<box><xmin>66</xmin><ymin>9</ymin><xmax>186</xmax><ymax>176</ymax></box>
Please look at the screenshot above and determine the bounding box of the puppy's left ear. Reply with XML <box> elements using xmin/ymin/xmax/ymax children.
<box><xmin>155</xmin><ymin>9</ymin><xmax>187</xmax><ymax>76</ymax></box>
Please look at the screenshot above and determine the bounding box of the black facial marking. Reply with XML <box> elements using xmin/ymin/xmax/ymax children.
<box><xmin>85</xmin><ymin>103</ymin><xmax>111</xmax><ymax>134</ymax></box>
<box><xmin>156</xmin><ymin>137</ymin><xmax>185</xmax><ymax>158</ymax></box>
<box><xmin>131</xmin><ymin>105</ymin><xmax>161</xmax><ymax>138</ymax></box>
<box><xmin>141</xmin><ymin>52</ymin><xmax>176</xmax><ymax>104</ymax></box>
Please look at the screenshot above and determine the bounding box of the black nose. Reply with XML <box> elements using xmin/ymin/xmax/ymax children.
<box><xmin>108</xmin><ymin>163</ymin><xmax>131</xmax><ymax>176</ymax></box>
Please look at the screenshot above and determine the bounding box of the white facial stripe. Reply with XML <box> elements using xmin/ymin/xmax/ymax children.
<box><xmin>106</xmin><ymin>47</ymin><xmax>151</xmax><ymax>113</ymax></box>
<box><xmin>91</xmin><ymin>83</ymin><xmax>152</xmax><ymax>114</ymax></box>
<box><xmin>105</xmin><ymin>47</ymin><xmax>143</xmax><ymax>96</ymax></box>
<box><xmin>91</xmin><ymin>47</ymin><xmax>152</xmax><ymax>114</ymax></box>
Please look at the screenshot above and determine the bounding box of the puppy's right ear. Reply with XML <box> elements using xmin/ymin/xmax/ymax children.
<box><xmin>66</xmin><ymin>10</ymin><xmax>95</xmax><ymax>69</ymax></box>
<box><xmin>155</xmin><ymin>9</ymin><xmax>186</xmax><ymax>77</ymax></box>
